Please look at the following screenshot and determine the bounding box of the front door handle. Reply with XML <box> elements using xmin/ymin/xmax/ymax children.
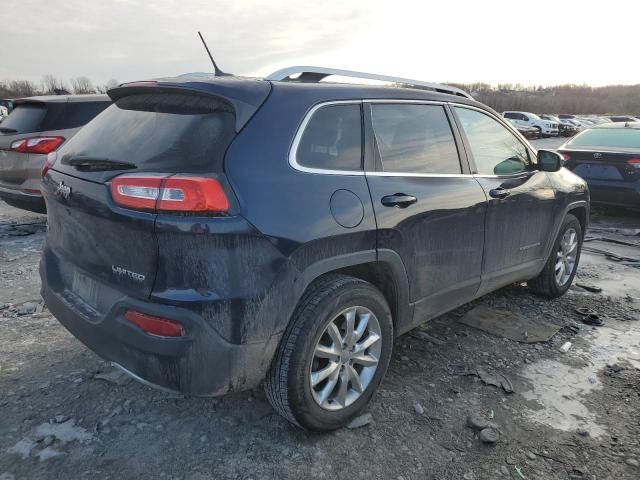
<box><xmin>381</xmin><ymin>193</ymin><xmax>417</xmax><ymax>208</ymax></box>
<box><xmin>489</xmin><ymin>187</ymin><xmax>511</xmax><ymax>199</ymax></box>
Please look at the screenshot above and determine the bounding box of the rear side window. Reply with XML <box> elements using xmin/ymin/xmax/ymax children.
<box><xmin>0</xmin><ymin>104</ymin><xmax>46</xmax><ymax>133</ymax></box>
<box><xmin>296</xmin><ymin>104</ymin><xmax>362</xmax><ymax>171</ymax></box>
<box><xmin>371</xmin><ymin>104</ymin><xmax>461</xmax><ymax>174</ymax></box>
<box><xmin>455</xmin><ymin>107</ymin><xmax>530</xmax><ymax>176</ymax></box>
<box><xmin>59</xmin><ymin>93</ymin><xmax>236</xmax><ymax>173</ymax></box>
<box><xmin>42</xmin><ymin>101</ymin><xmax>110</xmax><ymax>131</ymax></box>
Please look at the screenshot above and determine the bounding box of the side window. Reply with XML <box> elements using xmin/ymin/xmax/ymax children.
<box><xmin>454</xmin><ymin>107</ymin><xmax>531</xmax><ymax>176</ymax></box>
<box><xmin>296</xmin><ymin>104</ymin><xmax>362</xmax><ymax>171</ymax></box>
<box><xmin>370</xmin><ymin>104</ymin><xmax>461</xmax><ymax>174</ymax></box>
<box><xmin>504</xmin><ymin>112</ymin><xmax>515</xmax><ymax>119</ymax></box>
<box><xmin>522</xmin><ymin>115</ymin><xmax>530</xmax><ymax>121</ymax></box>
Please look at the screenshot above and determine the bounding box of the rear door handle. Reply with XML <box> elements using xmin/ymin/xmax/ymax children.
<box><xmin>381</xmin><ymin>194</ymin><xmax>417</xmax><ymax>208</ymax></box>
<box><xmin>489</xmin><ymin>187</ymin><xmax>511</xmax><ymax>199</ymax></box>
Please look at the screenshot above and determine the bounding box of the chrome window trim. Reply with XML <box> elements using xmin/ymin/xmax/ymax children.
<box><xmin>289</xmin><ymin>99</ymin><xmax>539</xmax><ymax>179</ymax></box>
<box><xmin>289</xmin><ymin>100</ymin><xmax>365</xmax><ymax>176</ymax></box>
<box><xmin>366</xmin><ymin>172</ymin><xmax>471</xmax><ymax>178</ymax></box>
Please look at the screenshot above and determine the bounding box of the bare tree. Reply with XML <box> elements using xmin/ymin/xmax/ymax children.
<box><xmin>95</xmin><ymin>79</ymin><xmax>119</xmax><ymax>94</ymax></box>
<box><xmin>41</xmin><ymin>75</ymin><xmax>69</xmax><ymax>95</ymax></box>
<box><xmin>70</xmin><ymin>76</ymin><xmax>96</xmax><ymax>94</ymax></box>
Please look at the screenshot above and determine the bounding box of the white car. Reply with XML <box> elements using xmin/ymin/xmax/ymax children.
<box><xmin>0</xmin><ymin>106</ymin><xmax>8</xmax><ymax>122</ymax></box>
<box><xmin>502</xmin><ymin>111</ymin><xmax>559</xmax><ymax>137</ymax></box>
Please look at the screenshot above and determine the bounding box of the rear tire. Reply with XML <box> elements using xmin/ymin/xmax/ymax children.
<box><xmin>265</xmin><ymin>274</ymin><xmax>393</xmax><ymax>431</ymax></box>
<box><xmin>529</xmin><ymin>214</ymin><xmax>582</xmax><ymax>298</ymax></box>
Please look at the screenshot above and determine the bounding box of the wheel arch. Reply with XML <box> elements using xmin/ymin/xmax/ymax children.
<box><xmin>296</xmin><ymin>249</ymin><xmax>412</xmax><ymax>336</ymax></box>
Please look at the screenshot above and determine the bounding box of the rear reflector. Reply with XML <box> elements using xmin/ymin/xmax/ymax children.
<box><xmin>110</xmin><ymin>175</ymin><xmax>229</xmax><ymax>213</ymax></box>
<box><xmin>124</xmin><ymin>310</ymin><xmax>184</xmax><ymax>337</ymax></box>
<box><xmin>11</xmin><ymin>136</ymin><xmax>65</xmax><ymax>154</ymax></box>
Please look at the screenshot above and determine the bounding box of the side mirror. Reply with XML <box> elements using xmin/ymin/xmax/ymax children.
<box><xmin>537</xmin><ymin>150</ymin><xmax>562</xmax><ymax>172</ymax></box>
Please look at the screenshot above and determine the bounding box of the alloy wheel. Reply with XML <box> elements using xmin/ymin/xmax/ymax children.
<box><xmin>555</xmin><ymin>227</ymin><xmax>578</xmax><ymax>286</ymax></box>
<box><xmin>309</xmin><ymin>306</ymin><xmax>382</xmax><ymax>410</ymax></box>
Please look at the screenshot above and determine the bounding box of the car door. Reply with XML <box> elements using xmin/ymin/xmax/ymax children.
<box><xmin>451</xmin><ymin>106</ymin><xmax>556</xmax><ymax>295</ymax></box>
<box><xmin>364</xmin><ymin>101</ymin><xmax>488</xmax><ymax>325</ymax></box>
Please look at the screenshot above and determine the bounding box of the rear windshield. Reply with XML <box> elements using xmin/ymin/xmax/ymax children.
<box><xmin>0</xmin><ymin>101</ymin><xmax>109</xmax><ymax>134</ymax></box>
<box><xmin>58</xmin><ymin>93</ymin><xmax>236</xmax><ymax>173</ymax></box>
<box><xmin>568</xmin><ymin>128</ymin><xmax>640</xmax><ymax>149</ymax></box>
<box><xmin>41</xmin><ymin>101</ymin><xmax>110</xmax><ymax>131</ymax></box>
<box><xmin>0</xmin><ymin>104</ymin><xmax>46</xmax><ymax>133</ymax></box>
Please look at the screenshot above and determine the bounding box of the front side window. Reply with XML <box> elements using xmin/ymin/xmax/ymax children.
<box><xmin>296</xmin><ymin>104</ymin><xmax>362</xmax><ymax>171</ymax></box>
<box><xmin>370</xmin><ymin>104</ymin><xmax>461</xmax><ymax>174</ymax></box>
<box><xmin>455</xmin><ymin>107</ymin><xmax>531</xmax><ymax>176</ymax></box>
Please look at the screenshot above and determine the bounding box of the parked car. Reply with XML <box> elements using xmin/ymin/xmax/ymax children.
<box><xmin>0</xmin><ymin>94</ymin><xmax>110</xmax><ymax>213</ymax></box>
<box><xmin>559</xmin><ymin>114</ymin><xmax>577</xmax><ymax>120</ymax></box>
<box><xmin>609</xmin><ymin>116</ymin><xmax>640</xmax><ymax>123</ymax></box>
<box><xmin>0</xmin><ymin>98</ymin><xmax>13</xmax><ymax>114</ymax></box>
<box><xmin>502</xmin><ymin>111</ymin><xmax>559</xmax><ymax>137</ymax></box>
<box><xmin>541</xmin><ymin>114</ymin><xmax>576</xmax><ymax>137</ymax></box>
<box><xmin>39</xmin><ymin>67</ymin><xmax>589</xmax><ymax>430</ymax></box>
<box><xmin>0</xmin><ymin>106</ymin><xmax>8</xmax><ymax>122</ymax></box>
<box><xmin>559</xmin><ymin>119</ymin><xmax>582</xmax><ymax>136</ymax></box>
<box><xmin>506</xmin><ymin>118</ymin><xmax>540</xmax><ymax>139</ymax></box>
<box><xmin>559</xmin><ymin>122</ymin><xmax>640</xmax><ymax>210</ymax></box>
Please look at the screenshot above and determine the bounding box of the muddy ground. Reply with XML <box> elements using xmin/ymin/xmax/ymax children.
<box><xmin>1</xmin><ymin>137</ymin><xmax>639</xmax><ymax>480</ymax></box>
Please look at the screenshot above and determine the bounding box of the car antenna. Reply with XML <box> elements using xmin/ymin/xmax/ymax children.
<box><xmin>198</xmin><ymin>31</ymin><xmax>228</xmax><ymax>76</ymax></box>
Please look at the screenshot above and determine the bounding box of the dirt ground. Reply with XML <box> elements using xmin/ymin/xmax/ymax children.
<box><xmin>1</xmin><ymin>137</ymin><xmax>639</xmax><ymax>480</ymax></box>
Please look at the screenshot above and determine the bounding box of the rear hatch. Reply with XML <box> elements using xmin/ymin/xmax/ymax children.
<box><xmin>0</xmin><ymin>98</ymin><xmax>110</xmax><ymax>192</ymax></box>
<box><xmin>42</xmin><ymin>83</ymin><xmax>269</xmax><ymax>313</ymax></box>
<box><xmin>562</xmin><ymin>149</ymin><xmax>640</xmax><ymax>183</ymax></box>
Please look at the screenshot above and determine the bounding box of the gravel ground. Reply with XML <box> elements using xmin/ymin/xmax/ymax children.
<box><xmin>1</xmin><ymin>165</ymin><xmax>639</xmax><ymax>479</ymax></box>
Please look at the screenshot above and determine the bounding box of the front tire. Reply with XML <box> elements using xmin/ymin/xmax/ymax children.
<box><xmin>265</xmin><ymin>274</ymin><xmax>393</xmax><ymax>431</ymax></box>
<box><xmin>529</xmin><ymin>214</ymin><xmax>582</xmax><ymax>298</ymax></box>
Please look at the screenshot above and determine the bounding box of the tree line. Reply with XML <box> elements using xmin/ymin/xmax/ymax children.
<box><xmin>450</xmin><ymin>82</ymin><xmax>640</xmax><ymax>115</ymax></box>
<box><xmin>2</xmin><ymin>76</ymin><xmax>639</xmax><ymax>115</ymax></box>
<box><xmin>0</xmin><ymin>75</ymin><xmax>119</xmax><ymax>98</ymax></box>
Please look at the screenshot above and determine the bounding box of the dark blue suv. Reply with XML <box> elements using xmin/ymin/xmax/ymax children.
<box><xmin>39</xmin><ymin>67</ymin><xmax>589</xmax><ymax>430</ymax></box>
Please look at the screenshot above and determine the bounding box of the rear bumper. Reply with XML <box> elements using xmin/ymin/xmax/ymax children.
<box><xmin>585</xmin><ymin>178</ymin><xmax>640</xmax><ymax>209</ymax></box>
<box><xmin>40</xmin><ymin>247</ymin><xmax>280</xmax><ymax>396</ymax></box>
<box><xmin>0</xmin><ymin>185</ymin><xmax>46</xmax><ymax>213</ymax></box>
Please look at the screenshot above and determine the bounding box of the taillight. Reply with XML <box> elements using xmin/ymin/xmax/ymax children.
<box><xmin>627</xmin><ymin>159</ymin><xmax>640</xmax><ymax>169</ymax></box>
<box><xmin>123</xmin><ymin>310</ymin><xmax>184</xmax><ymax>337</ymax></box>
<box><xmin>110</xmin><ymin>175</ymin><xmax>229</xmax><ymax>213</ymax></box>
<box><xmin>41</xmin><ymin>152</ymin><xmax>57</xmax><ymax>177</ymax></box>
<box><xmin>10</xmin><ymin>136</ymin><xmax>65</xmax><ymax>154</ymax></box>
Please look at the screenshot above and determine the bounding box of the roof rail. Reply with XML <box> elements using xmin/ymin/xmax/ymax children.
<box><xmin>265</xmin><ymin>66</ymin><xmax>473</xmax><ymax>99</ymax></box>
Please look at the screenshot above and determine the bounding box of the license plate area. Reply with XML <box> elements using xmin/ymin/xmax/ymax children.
<box><xmin>575</xmin><ymin>163</ymin><xmax>623</xmax><ymax>180</ymax></box>
<box><xmin>72</xmin><ymin>271</ymin><xmax>100</xmax><ymax>310</ymax></box>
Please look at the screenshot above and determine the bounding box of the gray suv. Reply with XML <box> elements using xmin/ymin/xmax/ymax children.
<box><xmin>0</xmin><ymin>94</ymin><xmax>110</xmax><ymax>213</ymax></box>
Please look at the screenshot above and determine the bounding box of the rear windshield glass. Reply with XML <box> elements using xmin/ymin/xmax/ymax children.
<box><xmin>568</xmin><ymin>128</ymin><xmax>640</xmax><ymax>149</ymax></box>
<box><xmin>41</xmin><ymin>101</ymin><xmax>110</xmax><ymax>131</ymax></box>
<box><xmin>0</xmin><ymin>104</ymin><xmax>46</xmax><ymax>133</ymax></box>
<box><xmin>58</xmin><ymin>93</ymin><xmax>235</xmax><ymax>173</ymax></box>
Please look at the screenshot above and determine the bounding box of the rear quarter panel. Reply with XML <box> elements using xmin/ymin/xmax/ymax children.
<box><xmin>223</xmin><ymin>86</ymin><xmax>378</xmax><ymax>342</ymax></box>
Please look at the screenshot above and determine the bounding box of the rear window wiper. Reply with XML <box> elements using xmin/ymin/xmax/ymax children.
<box><xmin>67</xmin><ymin>157</ymin><xmax>137</xmax><ymax>172</ymax></box>
<box><xmin>0</xmin><ymin>127</ymin><xmax>18</xmax><ymax>133</ymax></box>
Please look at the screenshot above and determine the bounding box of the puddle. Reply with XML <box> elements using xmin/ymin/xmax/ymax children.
<box><xmin>520</xmin><ymin>321</ymin><xmax>640</xmax><ymax>437</ymax></box>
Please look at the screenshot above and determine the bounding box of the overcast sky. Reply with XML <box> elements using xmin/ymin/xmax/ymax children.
<box><xmin>1</xmin><ymin>0</ymin><xmax>638</xmax><ymax>87</ymax></box>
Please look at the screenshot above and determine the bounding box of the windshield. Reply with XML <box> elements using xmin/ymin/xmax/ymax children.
<box><xmin>568</xmin><ymin>128</ymin><xmax>640</xmax><ymax>149</ymax></box>
<box><xmin>58</xmin><ymin>93</ymin><xmax>236</xmax><ymax>174</ymax></box>
<box><xmin>0</xmin><ymin>103</ymin><xmax>46</xmax><ymax>133</ymax></box>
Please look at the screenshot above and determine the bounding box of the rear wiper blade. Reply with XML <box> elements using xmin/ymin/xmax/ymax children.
<box><xmin>68</xmin><ymin>158</ymin><xmax>137</xmax><ymax>172</ymax></box>
<box><xmin>0</xmin><ymin>127</ymin><xmax>18</xmax><ymax>133</ymax></box>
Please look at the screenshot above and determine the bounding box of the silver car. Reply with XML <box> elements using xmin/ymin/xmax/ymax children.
<box><xmin>0</xmin><ymin>94</ymin><xmax>110</xmax><ymax>213</ymax></box>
